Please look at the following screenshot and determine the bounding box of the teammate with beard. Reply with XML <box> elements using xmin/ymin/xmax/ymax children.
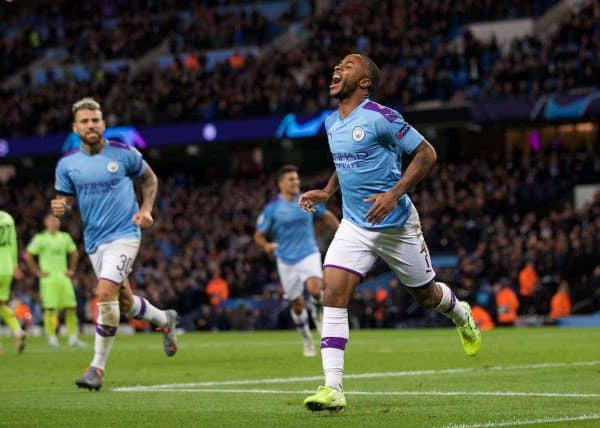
<box><xmin>52</xmin><ymin>98</ymin><xmax>178</xmax><ymax>390</ymax></box>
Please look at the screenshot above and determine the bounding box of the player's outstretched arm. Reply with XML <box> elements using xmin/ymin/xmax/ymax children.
<box><xmin>299</xmin><ymin>171</ymin><xmax>339</xmax><ymax>212</ymax></box>
<box><xmin>133</xmin><ymin>166</ymin><xmax>158</xmax><ymax>228</ymax></box>
<box><xmin>253</xmin><ymin>230</ymin><xmax>278</xmax><ymax>254</ymax></box>
<box><xmin>364</xmin><ymin>140</ymin><xmax>437</xmax><ymax>225</ymax></box>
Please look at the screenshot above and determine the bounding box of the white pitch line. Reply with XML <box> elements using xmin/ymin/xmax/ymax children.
<box><xmin>441</xmin><ymin>413</ymin><xmax>600</xmax><ymax>428</ymax></box>
<box><xmin>114</xmin><ymin>388</ymin><xmax>600</xmax><ymax>399</ymax></box>
<box><xmin>113</xmin><ymin>360</ymin><xmax>600</xmax><ymax>392</ymax></box>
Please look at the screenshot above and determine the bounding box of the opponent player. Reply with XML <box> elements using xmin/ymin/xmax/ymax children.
<box><xmin>255</xmin><ymin>165</ymin><xmax>339</xmax><ymax>356</ymax></box>
<box><xmin>25</xmin><ymin>214</ymin><xmax>85</xmax><ymax>348</ymax></box>
<box><xmin>300</xmin><ymin>54</ymin><xmax>481</xmax><ymax>411</ymax></box>
<box><xmin>51</xmin><ymin>98</ymin><xmax>178</xmax><ymax>390</ymax></box>
<box><xmin>0</xmin><ymin>210</ymin><xmax>26</xmax><ymax>353</ymax></box>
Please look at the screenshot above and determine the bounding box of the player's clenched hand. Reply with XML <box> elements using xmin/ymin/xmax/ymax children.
<box><xmin>264</xmin><ymin>242</ymin><xmax>278</xmax><ymax>254</ymax></box>
<box><xmin>299</xmin><ymin>189</ymin><xmax>330</xmax><ymax>212</ymax></box>
<box><xmin>13</xmin><ymin>267</ymin><xmax>24</xmax><ymax>280</ymax></box>
<box><xmin>364</xmin><ymin>191</ymin><xmax>398</xmax><ymax>225</ymax></box>
<box><xmin>132</xmin><ymin>209</ymin><xmax>153</xmax><ymax>228</ymax></box>
<box><xmin>65</xmin><ymin>269</ymin><xmax>75</xmax><ymax>278</ymax></box>
<box><xmin>51</xmin><ymin>198</ymin><xmax>67</xmax><ymax>217</ymax></box>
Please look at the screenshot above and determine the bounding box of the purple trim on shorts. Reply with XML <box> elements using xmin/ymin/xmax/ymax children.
<box><xmin>323</xmin><ymin>264</ymin><xmax>365</xmax><ymax>280</ymax></box>
<box><xmin>96</xmin><ymin>323</ymin><xmax>118</xmax><ymax>337</ymax></box>
<box><xmin>321</xmin><ymin>336</ymin><xmax>348</xmax><ymax>350</ymax></box>
<box><xmin>136</xmin><ymin>297</ymin><xmax>147</xmax><ymax>319</ymax></box>
<box><xmin>295</xmin><ymin>323</ymin><xmax>305</xmax><ymax>329</ymax></box>
<box><xmin>99</xmin><ymin>277</ymin><xmax>122</xmax><ymax>286</ymax></box>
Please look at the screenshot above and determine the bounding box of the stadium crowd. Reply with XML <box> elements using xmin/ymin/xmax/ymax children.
<box><xmin>2</xmin><ymin>0</ymin><xmax>596</xmax><ymax>138</ymax></box>
<box><xmin>2</xmin><ymin>149</ymin><xmax>598</xmax><ymax>332</ymax></box>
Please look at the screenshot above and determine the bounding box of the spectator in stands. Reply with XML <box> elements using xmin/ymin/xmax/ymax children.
<box><xmin>471</xmin><ymin>305</ymin><xmax>495</xmax><ymax>331</ymax></box>
<box><xmin>494</xmin><ymin>279</ymin><xmax>520</xmax><ymax>326</ymax></box>
<box><xmin>549</xmin><ymin>280</ymin><xmax>571</xmax><ymax>321</ymax></box>
<box><xmin>206</xmin><ymin>267</ymin><xmax>230</xmax><ymax>307</ymax></box>
<box><xmin>518</xmin><ymin>259</ymin><xmax>539</xmax><ymax>314</ymax></box>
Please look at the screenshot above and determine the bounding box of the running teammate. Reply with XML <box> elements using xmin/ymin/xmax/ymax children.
<box><xmin>52</xmin><ymin>98</ymin><xmax>178</xmax><ymax>390</ymax></box>
<box><xmin>255</xmin><ymin>165</ymin><xmax>339</xmax><ymax>356</ymax></box>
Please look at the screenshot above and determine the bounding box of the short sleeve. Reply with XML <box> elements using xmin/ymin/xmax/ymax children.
<box><xmin>55</xmin><ymin>162</ymin><xmax>75</xmax><ymax>195</ymax></box>
<box><xmin>125</xmin><ymin>147</ymin><xmax>147</xmax><ymax>177</ymax></box>
<box><xmin>377</xmin><ymin>115</ymin><xmax>424</xmax><ymax>155</ymax></box>
<box><xmin>256</xmin><ymin>206</ymin><xmax>273</xmax><ymax>234</ymax></box>
<box><xmin>27</xmin><ymin>234</ymin><xmax>42</xmax><ymax>255</ymax></box>
<box><xmin>65</xmin><ymin>233</ymin><xmax>77</xmax><ymax>253</ymax></box>
<box><xmin>313</xmin><ymin>203</ymin><xmax>326</xmax><ymax>219</ymax></box>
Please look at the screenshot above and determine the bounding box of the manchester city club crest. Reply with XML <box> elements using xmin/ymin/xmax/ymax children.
<box><xmin>352</xmin><ymin>126</ymin><xmax>364</xmax><ymax>142</ymax></box>
<box><xmin>107</xmin><ymin>161</ymin><xmax>119</xmax><ymax>173</ymax></box>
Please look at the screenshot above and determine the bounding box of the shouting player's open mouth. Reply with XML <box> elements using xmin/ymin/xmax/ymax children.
<box><xmin>330</xmin><ymin>72</ymin><xmax>342</xmax><ymax>90</ymax></box>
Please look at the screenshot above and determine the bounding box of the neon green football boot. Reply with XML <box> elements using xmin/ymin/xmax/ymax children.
<box><xmin>457</xmin><ymin>302</ymin><xmax>481</xmax><ymax>356</ymax></box>
<box><xmin>304</xmin><ymin>386</ymin><xmax>347</xmax><ymax>412</ymax></box>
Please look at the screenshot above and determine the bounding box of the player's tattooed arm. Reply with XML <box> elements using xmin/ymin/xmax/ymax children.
<box><xmin>299</xmin><ymin>171</ymin><xmax>339</xmax><ymax>212</ymax></box>
<box><xmin>133</xmin><ymin>165</ymin><xmax>158</xmax><ymax>228</ymax></box>
<box><xmin>365</xmin><ymin>140</ymin><xmax>437</xmax><ymax>225</ymax></box>
<box><xmin>390</xmin><ymin>140</ymin><xmax>437</xmax><ymax>199</ymax></box>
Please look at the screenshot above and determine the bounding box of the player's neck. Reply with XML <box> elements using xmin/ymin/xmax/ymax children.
<box><xmin>280</xmin><ymin>192</ymin><xmax>296</xmax><ymax>201</ymax></box>
<box><xmin>338</xmin><ymin>94</ymin><xmax>368</xmax><ymax>118</ymax></box>
<box><xmin>81</xmin><ymin>139</ymin><xmax>106</xmax><ymax>155</ymax></box>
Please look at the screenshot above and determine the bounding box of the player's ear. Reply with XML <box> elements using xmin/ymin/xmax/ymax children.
<box><xmin>359</xmin><ymin>77</ymin><xmax>371</xmax><ymax>91</ymax></box>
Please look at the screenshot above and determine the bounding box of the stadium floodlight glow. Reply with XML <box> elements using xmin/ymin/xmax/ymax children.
<box><xmin>202</xmin><ymin>124</ymin><xmax>217</xmax><ymax>141</ymax></box>
<box><xmin>0</xmin><ymin>139</ymin><xmax>8</xmax><ymax>157</ymax></box>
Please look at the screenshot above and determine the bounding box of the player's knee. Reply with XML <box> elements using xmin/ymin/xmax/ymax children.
<box><xmin>306</xmin><ymin>278</ymin><xmax>323</xmax><ymax>297</ymax></box>
<box><xmin>413</xmin><ymin>290</ymin><xmax>438</xmax><ymax>308</ymax></box>
<box><xmin>96</xmin><ymin>286</ymin><xmax>119</xmax><ymax>303</ymax></box>
<box><xmin>291</xmin><ymin>297</ymin><xmax>304</xmax><ymax>313</ymax></box>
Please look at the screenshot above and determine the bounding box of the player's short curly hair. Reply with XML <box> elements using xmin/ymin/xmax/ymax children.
<box><xmin>358</xmin><ymin>55</ymin><xmax>380</xmax><ymax>96</ymax></box>
<box><xmin>72</xmin><ymin>97</ymin><xmax>102</xmax><ymax>117</ymax></box>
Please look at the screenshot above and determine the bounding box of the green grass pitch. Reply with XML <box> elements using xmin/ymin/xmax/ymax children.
<box><xmin>1</xmin><ymin>327</ymin><xmax>599</xmax><ymax>427</ymax></box>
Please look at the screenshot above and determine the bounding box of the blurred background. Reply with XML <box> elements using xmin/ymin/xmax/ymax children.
<box><xmin>0</xmin><ymin>0</ymin><xmax>599</xmax><ymax>335</ymax></box>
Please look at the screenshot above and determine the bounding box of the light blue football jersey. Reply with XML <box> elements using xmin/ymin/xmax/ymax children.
<box><xmin>256</xmin><ymin>194</ymin><xmax>326</xmax><ymax>264</ymax></box>
<box><xmin>325</xmin><ymin>99</ymin><xmax>425</xmax><ymax>230</ymax></box>
<box><xmin>54</xmin><ymin>140</ymin><xmax>148</xmax><ymax>253</ymax></box>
